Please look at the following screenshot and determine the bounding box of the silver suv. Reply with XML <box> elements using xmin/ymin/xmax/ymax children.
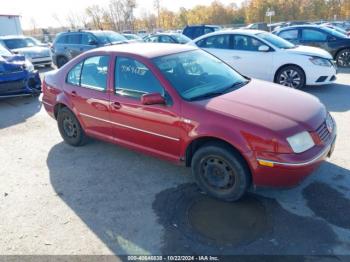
<box><xmin>51</xmin><ymin>30</ymin><xmax>127</xmax><ymax>68</ymax></box>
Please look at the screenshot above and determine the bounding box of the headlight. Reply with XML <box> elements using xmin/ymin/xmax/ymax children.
<box><xmin>309</xmin><ymin>57</ymin><xmax>332</xmax><ymax>67</ymax></box>
<box><xmin>24</xmin><ymin>59</ymin><xmax>34</xmax><ymax>72</ymax></box>
<box><xmin>287</xmin><ymin>131</ymin><xmax>315</xmax><ymax>153</ymax></box>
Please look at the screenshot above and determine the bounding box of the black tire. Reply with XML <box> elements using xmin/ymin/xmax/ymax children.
<box><xmin>336</xmin><ymin>49</ymin><xmax>350</xmax><ymax>68</ymax></box>
<box><xmin>57</xmin><ymin>107</ymin><xmax>88</xmax><ymax>146</ymax></box>
<box><xmin>275</xmin><ymin>65</ymin><xmax>306</xmax><ymax>89</ymax></box>
<box><xmin>56</xmin><ymin>56</ymin><xmax>68</xmax><ymax>68</ymax></box>
<box><xmin>191</xmin><ymin>142</ymin><xmax>251</xmax><ymax>202</ymax></box>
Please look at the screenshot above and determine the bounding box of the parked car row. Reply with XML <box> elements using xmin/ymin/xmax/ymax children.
<box><xmin>0</xmin><ymin>35</ymin><xmax>52</xmax><ymax>67</ymax></box>
<box><xmin>189</xmin><ymin>29</ymin><xmax>337</xmax><ymax>89</ymax></box>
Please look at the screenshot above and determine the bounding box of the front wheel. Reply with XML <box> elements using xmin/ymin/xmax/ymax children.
<box><xmin>275</xmin><ymin>65</ymin><xmax>306</xmax><ymax>89</ymax></box>
<box><xmin>191</xmin><ymin>143</ymin><xmax>251</xmax><ymax>202</ymax></box>
<box><xmin>57</xmin><ymin>107</ymin><xmax>88</xmax><ymax>146</ymax></box>
<box><xmin>336</xmin><ymin>49</ymin><xmax>350</xmax><ymax>68</ymax></box>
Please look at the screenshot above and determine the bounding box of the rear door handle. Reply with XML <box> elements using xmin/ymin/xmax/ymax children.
<box><xmin>232</xmin><ymin>56</ymin><xmax>241</xmax><ymax>60</ymax></box>
<box><xmin>112</xmin><ymin>101</ymin><xmax>121</xmax><ymax>110</ymax></box>
<box><xmin>71</xmin><ymin>91</ymin><xmax>77</xmax><ymax>97</ymax></box>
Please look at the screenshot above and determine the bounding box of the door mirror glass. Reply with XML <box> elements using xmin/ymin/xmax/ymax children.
<box><xmin>258</xmin><ymin>45</ymin><xmax>270</xmax><ymax>52</ymax></box>
<box><xmin>141</xmin><ymin>93</ymin><xmax>165</xmax><ymax>105</ymax></box>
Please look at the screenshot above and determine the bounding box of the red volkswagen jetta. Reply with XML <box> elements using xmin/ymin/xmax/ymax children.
<box><xmin>42</xmin><ymin>43</ymin><xmax>336</xmax><ymax>201</ymax></box>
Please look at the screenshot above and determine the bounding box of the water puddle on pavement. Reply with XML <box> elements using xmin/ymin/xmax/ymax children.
<box><xmin>153</xmin><ymin>183</ymin><xmax>337</xmax><ymax>255</ymax></box>
<box><xmin>187</xmin><ymin>195</ymin><xmax>269</xmax><ymax>246</ymax></box>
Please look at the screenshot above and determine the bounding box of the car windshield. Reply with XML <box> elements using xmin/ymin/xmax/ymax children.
<box><xmin>153</xmin><ymin>50</ymin><xmax>248</xmax><ymax>101</ymax></box>
<box><xmin>94</xmin><ymin>31</ymin><xmax>127</xmax><ymax>44</ymax></box>
<box><xmin>171</xmin><ymin>34</ymin><xmax>191</xmax><ymax>44</ymax></box>
<box><xmin>3</xmin><ymin>38</ymin><xmax>35</xmax><ymax>49</ymax></box>
<box><xmin>257</xmin><ymin>32</ymin><xmax>295</xmax><ymax>49</ymax></box>
<box><xmin>0</xmin><ymin>45</ymin><xmax>13</xmax><ymax>56</ymax></box>
<box><xmin>321</xmin><ymin>26</ymin><xmax>348</xmax><ymax>38</ymax></box>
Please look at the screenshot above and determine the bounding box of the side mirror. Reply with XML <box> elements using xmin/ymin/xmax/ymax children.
<box><xmin>141</xmin><ymin>93</ymin><xmax>166</xmax><ymax>105</ymax></box>
<box><xmin>88</xmin><ymin>39</ymin><xmax>98</xmax><ymax>46</ymax></box>
<box><xmin>258</xmin><ymin>45</ymin><xmax>270</xmax><ymax>52</ymax></box>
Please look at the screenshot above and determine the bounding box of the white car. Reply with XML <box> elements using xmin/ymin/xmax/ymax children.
<box><xmin>189</xmin><ymin>29</ymin><xmax>337</xmax><ymax>88</ymax></box>
<box><xmin>0</xmin><ymin>35</ymin><xmax>52</xmax><ymax>67</ymax></box>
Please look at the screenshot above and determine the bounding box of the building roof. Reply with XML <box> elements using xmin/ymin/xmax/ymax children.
<box><xmin>0</xmin><ymin>14</ymin><xmax>20</xmax><ymax>17</ymax></box>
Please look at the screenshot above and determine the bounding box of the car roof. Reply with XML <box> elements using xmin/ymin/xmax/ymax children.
<box><xmin>277</xmin><ymin>25</ymin><xmax>325</xmax><ymax>30</ymax></box>
<box><xmin>193</xmin><ymin>29</ymin><xmax>266</xmax><ymax>40</ymax></box>
<box><xmin>92</xmin><ymin>43</ymin><xmax>197</xmax><ymax>58</ymax></box>
<box><xmin>185</xmin><ymin>24</ymin><xmax>220</xmax><ymax>28</ymax></box>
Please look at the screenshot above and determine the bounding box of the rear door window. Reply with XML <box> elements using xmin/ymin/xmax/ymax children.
<box><xmin>301</xmin><ymin>29</ymin><xmax>327</xmax><ymax>41</ymax></box>
<box><xmin>80</xmin><ymin>56</ymin><xmax>110</xmax><ymax>91</ymax></box>
<box><xmin>66</xmin><ymin>56</ymin><xmax>110</xmax><ymax>91</ymax></box>
<box><xmin>67</xmin><ymin>34</ymin><xmax>81</xmax><ymax>45</ymax></box>
<box><xmin>233</xmin><ymin>35</ymin><xmax>265</xmax><ymax>51</ymax></box>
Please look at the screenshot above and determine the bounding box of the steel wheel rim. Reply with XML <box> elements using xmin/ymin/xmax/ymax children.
<box><xmin>63</xmin><ymin>116</ymin><xmax>78</xmax><ymax>138</ymax></box>
<box><xmin>200</xmin><ymin>155</ymin><xmax>236</xmax><ymax>190</ymax></box>
<box><xmin>338</xmin><ymin>51</ymin><xmax>350</xmax><ymax>67</ymax></box>
<box><xmin>278</xmin><ymin>69</ymin><xmax>301</xmax><ymax>88</ymax></box>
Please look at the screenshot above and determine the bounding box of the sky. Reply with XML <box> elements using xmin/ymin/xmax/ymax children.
<box><xmin>2</xmin><ymin>0</ymin><xmax>243</xmax><ymax>30</ymax></box>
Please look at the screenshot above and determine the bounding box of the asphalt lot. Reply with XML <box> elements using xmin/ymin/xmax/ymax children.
<box><xmin>0</xmin><ymin>67</ymin><xmax>350</xmax><ymax>259</ymax></box>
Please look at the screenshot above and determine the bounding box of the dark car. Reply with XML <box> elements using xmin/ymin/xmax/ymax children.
<box><xmin>0</xmin><ymin>45</ymin><xmax>41</xmax><ymax>98</ymax></box>
<box><xmin>183</xmin><ymin>25</ymin><xmax>221</xmax><ymax>39</ymax></box>
<box><xmin>51</xmin><ymin>30</ymin><xmax>128</xmax><ymax>68</ymax></box>
<box><xmin>43</xmin><ymin>43</ymin><xmax>336</xmax><ymax>201</ymax></box>
<box><xmin>143</xmin><ymin>33</ymin><xmax>191</xmax><ymax>44</ymax></box>
<box><xmin>274</xmin><ymin>25</ymin><xmax>350</xmax><ymax>67</ymax></box>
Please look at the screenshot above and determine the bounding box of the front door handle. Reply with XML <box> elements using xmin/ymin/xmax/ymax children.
<box><xmin>71</xmin><ymin>91</ymin><xmax>77</xmax><ymax>97</ymax></box>
<box><xmin>112</xmin><ymin>101</ymin><xmax>121</xmax><ymax>110</ymax></box>
<box><xmin>232</xmin><ymin>56</ymin><xmax>241</xmax><ymax>60</ymax></box>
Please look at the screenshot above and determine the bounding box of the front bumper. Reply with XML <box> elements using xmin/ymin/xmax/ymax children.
<box><xmin>305</xmin><ymin>64</ymin><xmax>337</xmax><ymax>86</ymax></box>
<box><xmin>0</xmin><ymin>70</ymin><xmax>42</xmax><ymax>98</ymax></box>
<box><xmin>251</xmin><ymin>128</ymin><xmax>337</xmax><ymax>188</ymax></box>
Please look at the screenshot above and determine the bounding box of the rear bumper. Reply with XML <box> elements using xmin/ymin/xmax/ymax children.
<box><xmin>30</xmin><ymin>57</ymin><xmax>52</xmax><ymax>66</ymax></box>
<box><xmin>251</xmin><ymin>133</ymin><xmax>336</xmax><ymax>188</ymax></box>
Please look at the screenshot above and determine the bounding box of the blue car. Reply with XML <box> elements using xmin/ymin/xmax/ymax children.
<box><xmin>0</xmin><ymin>45</ymin><xmax>41</xmax><ymax>98</ymax></box>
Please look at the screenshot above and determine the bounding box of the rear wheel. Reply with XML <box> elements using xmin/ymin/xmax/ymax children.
<box><xmin>336</xmin><ymin>49</ymin><xmax>350</xmax><ymax>68</ymax></box>
<box><xmin>275</xmin><ymin>65</ymin><xmax>305</xmax><ymax>89</ymax></box>
<box><xmin>57</xmin><ymin>56</ymin><xmax>68</xmax><ymax>68</ymax></box>
<box><xmin>57</xmin><ymin>107</ymin><xmax>87</xmax><ymax>146</ymax></box>
<box><xmin>191</xmin><ymin>143</ymin><xmax>250</xmax><ymax>202</ymax></box>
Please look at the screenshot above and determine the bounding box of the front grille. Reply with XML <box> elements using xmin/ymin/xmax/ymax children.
<box><xmin>0</xmin><ymin>80</ymin><xmax>26</xmax><ymax>94</ymax></box>
<box><xmin>316</xmin><ymin>117</ymin><xmax>334</xmax><ymax>144</ymax></box>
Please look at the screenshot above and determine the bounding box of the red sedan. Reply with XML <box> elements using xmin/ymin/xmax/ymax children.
<box><xmin>42</xmin><ymin>43</ymin><xmax>336</xmax><ymax>201</ymax></box>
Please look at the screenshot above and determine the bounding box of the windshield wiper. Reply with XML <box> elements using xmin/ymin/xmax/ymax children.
<box><xmin>190</xmin><ymin>80</ymin><xmax>250</xmax><ymax>101</ymax></box>
<box><xmin>189</xmin><ymin>91</ymin><xmax>226</xmax><ymax>101</ymax></box>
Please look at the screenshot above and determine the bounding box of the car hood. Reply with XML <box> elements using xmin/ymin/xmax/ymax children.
<box><xmin>285</xmin><ymin>45</ymin><xmax>333</xmax><ymax>59</ymax></box>
<box><xmin>12</xmin><ymin>46</ymin><xmax>50</xmax><ymax>56</ymax></box>
<box><xmin>197</xmin><ymin>79</ymin><xmax>326</xmax><ymax>134</ymax></box>
<box><xmin>0</xmin><ymin>54</ymin><xmax>25</xmax><ymax>71</ymax></box>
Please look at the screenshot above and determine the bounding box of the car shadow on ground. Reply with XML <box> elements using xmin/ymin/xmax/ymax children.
<box><xmin>47</xmin><ymin>140</ymin><xmax>350</xmax><ymax>257</ymax></box>
<box><xmin>0</xmin><ymin>96</ymin><xmax>42</xmax><ymax>129</ymax></box>
<box><xmin>304</xmin><ymin>82</ymin><xmax>350</xmax><ymax>112</ymax></box>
